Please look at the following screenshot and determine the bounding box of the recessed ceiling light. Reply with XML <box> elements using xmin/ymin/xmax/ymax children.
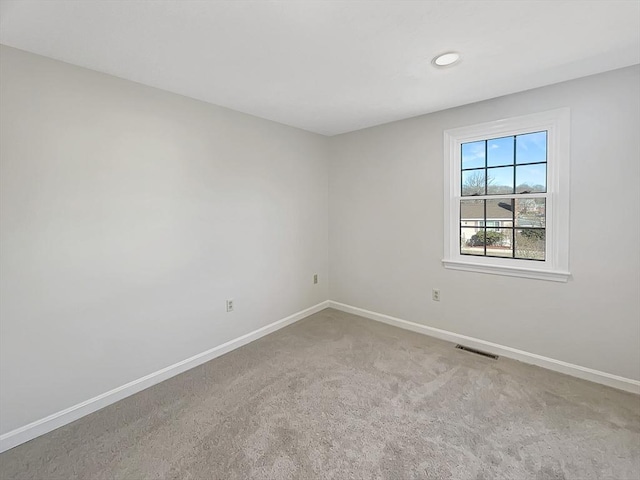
<box><xmin>432</xmin><ymin>52</ymin><xmax>461</xmax><ymax>68</ymax></box>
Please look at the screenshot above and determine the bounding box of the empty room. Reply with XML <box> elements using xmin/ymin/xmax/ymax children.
<box><xmin>1</xmin><ymin>1</ymin><xmax>639</xmax><ymax>479</ymax></box>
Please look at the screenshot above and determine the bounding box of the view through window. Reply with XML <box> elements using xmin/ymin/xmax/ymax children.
<box><xmin>459</xmin><ymin>132</ymin><xmax>547</xmax><ymax>260</ymax></box>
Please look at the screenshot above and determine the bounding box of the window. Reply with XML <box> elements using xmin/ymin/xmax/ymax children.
<box><xmin>443</xmin><ymin>109</ymin><xmax>571</xmax><ymax>282</ymax></box>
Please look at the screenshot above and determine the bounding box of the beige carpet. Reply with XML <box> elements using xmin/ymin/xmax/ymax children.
<box><xmin>1</xmin><ymin>308</ymin><xmax>639</xmax><ymax>479</ymax></box>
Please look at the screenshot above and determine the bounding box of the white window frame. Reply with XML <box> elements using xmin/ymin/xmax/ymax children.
<box><xmin>443</xmin><ymin>108</ymin><xmax>571</xmax><ymax>282</ymax></box>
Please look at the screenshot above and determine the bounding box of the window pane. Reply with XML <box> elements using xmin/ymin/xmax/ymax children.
<box><xmin>461</xmin><ymin>227</ymin><xmax>484</xmax><ymax>255</ymax></box>
<box><xmin>515</xmin><ymin>198</ymin><xmax>546</xmax><ymax>228</ymax></box>
<box><xmin>515</xmin><ymin>229</ymin><xmax>545</xmax><ymax>260</ymax></box>
<box><xmin>516</xmin><ymin>131</ymin><xmax>546</xmax><ymax>164</ymax></box>
<box><xmin>486</xmin><ymin>235</ymin><xmax>513</xmax><ymax>258</ymax></box>
<box><xmin>460</xmin><ymin>199</ymin><xmax>484</xmax><ymax>225</ymax></box>
<box><xmin>462</xmin><ymin>169</ymin><xmax>485</xmax><ymax>196</ymax></box>
<box><xmin>487</xmin><ymin>166</ymin><xmax>514</xmax><ymax>194</ymax></box>
<box><xmin>486</xmin><ymin>199</ymin><xmax>513</xmax><ymax>226</ymax></box>
<box><xmin>462</xmin><ymin>141</ymin><xmax>485</xmax><ymax>169</ymax></box>
<box><xmin>516</xmin><ymin>164</ymin><xmax>546</xmax><ymax>193</ymax></box>
<box><xmin>487</xmin><ymin>136</ymin><xmax>514</xmax><ymax>167</ymax></box>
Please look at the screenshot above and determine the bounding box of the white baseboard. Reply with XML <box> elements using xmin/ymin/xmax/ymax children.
<box><xmin>3</xmin><ymin>299</ymin><xmax>637</xmax><ymax>453</ymax></box>
<box><xmin>0</xmin><ymin>301</ymin><xmax>330</xmax><ymax>454</ymax></box>
<box><xmin>328</xmin><ymin>301</ymin><xmax>640</xmax><ymax>395</ymax></box>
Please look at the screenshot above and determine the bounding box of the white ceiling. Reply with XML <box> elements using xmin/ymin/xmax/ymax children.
<box><xmin>1</xmin><ymin>1</ymin><xmax>639</xmax><ymax>136</ymax></box>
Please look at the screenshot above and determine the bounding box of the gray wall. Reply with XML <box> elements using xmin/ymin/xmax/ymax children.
<box><xmin>0</xmin><ymin>46</ymin><xmax>329</xmax><ymax>435</ymax></box>
<box><xmin>329</xmin><ymin>65</ymin><xmax>640</xmax><ymax>382</ymax></box>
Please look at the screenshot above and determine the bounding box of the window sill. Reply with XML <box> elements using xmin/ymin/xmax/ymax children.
<box><xmin>442</xmin><ymin>259</ymin><xmax>571</xmax><ymax>282</ymax></box>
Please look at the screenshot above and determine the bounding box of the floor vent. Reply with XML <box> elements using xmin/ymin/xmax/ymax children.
<box><xmin>455</xmin><ymin>344</ymin><xmax>499</xmax><ymax>360</ymax></box>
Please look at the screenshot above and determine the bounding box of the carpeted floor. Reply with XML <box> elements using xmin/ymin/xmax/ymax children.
<box><xmin>1</xmin><ymin>308</ymin><xmax>639</xmax><ymax>479</ymax></box>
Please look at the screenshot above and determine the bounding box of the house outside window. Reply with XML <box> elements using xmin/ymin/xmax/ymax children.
<box><xmin>442</xmin><ymin>109</ymin><xmax>571</xmax><ymax>282</ymax></box>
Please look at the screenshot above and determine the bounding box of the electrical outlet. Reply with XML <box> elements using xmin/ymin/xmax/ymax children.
<box><xmin>226</xmin><ymin>299</ymin><xmax>234</xmax><ymax>312</ymax></box>
<box><xmin>313</xmin><ymin>274</ymin><xmax>318</xmax><ymax>284</ymax></box>
<box><xmin>432</xmin><ymin>289</ymin><xmax>440</xmax><ymax>302</ymax></box>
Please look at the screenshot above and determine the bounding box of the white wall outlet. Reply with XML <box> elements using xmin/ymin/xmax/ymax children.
<box><xmin>226</xmin><ymin>299</ymin><xmax>234</xmax><ymax>312</ymax></box>
<box><xmin>313</xmin><ymin>274</ymin><xmax>318</xmax><ymax>284</ymax></box>
<box><xmin>432</xmin><ymin>289</ymin><xmax>441</xmax><ymax>302</ymax></box>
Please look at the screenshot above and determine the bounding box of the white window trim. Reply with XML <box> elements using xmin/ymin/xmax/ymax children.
<box><xmin>443</xmin><ymin>108</ymin><xmax>571</xmax><ymax>282</ymax></box>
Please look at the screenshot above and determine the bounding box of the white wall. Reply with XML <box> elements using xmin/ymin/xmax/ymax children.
<box><xmin>0</xmin><ymin>46</ymin><xmax>328</xmax><ymax>435</ymax></box>
<box><xmin>329</xmin><ymin>65</ymin><xmax>640</xmax><ymax>382</ymax></box>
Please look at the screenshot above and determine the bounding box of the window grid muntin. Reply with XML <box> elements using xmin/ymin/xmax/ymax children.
<box><xmin>459</xmin><ymin>195</ymin><xmax>547</xmax><ymax>261</ymax></box>
<box><xmin>460</xmin><ymin>131</ymin><xmax>548</xmax><ymax>197</ymax></box>
<box><xmin>460</xmin><ymin>228</ymin><xmax>546</xmax><ymax>261</ymax></box>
